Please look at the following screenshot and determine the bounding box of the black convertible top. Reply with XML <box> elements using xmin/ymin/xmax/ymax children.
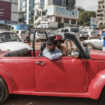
<box><xmin>64</xmin><ymin>32</ymin><xmax>89</xmax><ymax>59</ymax></box>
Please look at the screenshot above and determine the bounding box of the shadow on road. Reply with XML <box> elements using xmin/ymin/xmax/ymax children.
<box><xmin>2</xmin><ymin>95</ymin><xmax>99</xmax><ymax>105</ymax></box>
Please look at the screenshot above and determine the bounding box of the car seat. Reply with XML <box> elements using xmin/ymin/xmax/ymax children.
<box><xmin>4</xmin><ymin>48</ymin><xmax>31</xmax><ymax>57</ymax></box>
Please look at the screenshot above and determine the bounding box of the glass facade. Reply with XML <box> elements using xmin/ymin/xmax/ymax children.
<box><xmin>40</xmin><ymin>0</ymin><xmax>45</xmax><ymax>8</ymax></box>
<box><xmin>52</xmin><ymin>0</ymin><xmax>75</xmax><ymax>9</ymax></box>
<box><xmin>53</xmin><ymin>0</ymin><xmax>63</xmax><ymax>6</ymax></box>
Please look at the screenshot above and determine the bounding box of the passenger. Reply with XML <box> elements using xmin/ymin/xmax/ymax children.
<box><xmin>43</xmin><ymin>39</ymin><xmax>62</xmax><ymax>60</ymax></box>
<box><xmin>54</xmin><ymin>35</ymin><xmax>67</xmax><ymax>56</ymax></box>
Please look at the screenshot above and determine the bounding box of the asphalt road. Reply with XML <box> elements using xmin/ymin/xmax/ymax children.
<box><xmin>2</xmin><ymin>95</ymin><xmax>99</xmax><ymax>105</ymax></box>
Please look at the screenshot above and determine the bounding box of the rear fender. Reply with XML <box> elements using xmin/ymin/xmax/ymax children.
<box><xmin>0</xmin><ymin>69</ymin><xmax>17</xmax><ymax>94</ymax></box>
<box><xmin>88</xmin><ymin>69</ymin><xmax>105</xmax><ymax>100</ymax></box>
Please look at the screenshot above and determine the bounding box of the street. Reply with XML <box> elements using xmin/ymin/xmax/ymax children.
<box><xmin>2</xmin><ymin>95</ymin><xmax>99</xmax><ymax>105</ymax></box>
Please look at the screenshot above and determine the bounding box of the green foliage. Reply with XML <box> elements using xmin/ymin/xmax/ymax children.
<box><xmin>78</xmin><ymin>11</ymin><xmax>96</xmax><ymax>26</ymax></box>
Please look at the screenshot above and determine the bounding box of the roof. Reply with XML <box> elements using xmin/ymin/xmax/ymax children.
<box><xmin>0</xmin><ymin>30</ymin><xmax>13</xmax><ymax>34</ymax></box>
<box><xmin>64</xmin><ymin>32</ymin><xmax>89</xmax><ymax>59</ymax></box>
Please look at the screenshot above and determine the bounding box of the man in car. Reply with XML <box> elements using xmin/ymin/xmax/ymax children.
<box><xmin>43</xmin><ymin>39</ymin><xmax>62</xmax><ymax>60</ymax></box>
<box><xmin>54</xmin><ymin>35</ymin><xmax>67</xmax><ymax>56</ymax></box>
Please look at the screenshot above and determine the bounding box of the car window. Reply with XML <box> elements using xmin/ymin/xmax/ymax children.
<box><xmin>0</xmin><ymin>33</ymin><xmax>20</xmax><ymax>42</ymax></box>
<box><xmin>21</xmin><ymin>31</ymin><xmax>27</xmax><ymax>34</ymax></box>
<box><xmin>61</xmin><ymin>29</ymin><xmax>64</xmax><ymax>32</ymax></box>
<box><xmin>70</xmin><ymin>28</ymin><xmax>79</xmax><ymax>33</ymax></box>
<box><xmin>64</xmin><ymin>29</ymin><xmax>69</xmax><ymax>32</ymax></box>
<box><xmin>37</xmin><ymin>30</ymin><xmax>45</xmax><ymax>34</ymax></box>
<box><xmin>65</xmin><ymin>39</ymin><xmax>79</xmax><ymax>57</ymax></box>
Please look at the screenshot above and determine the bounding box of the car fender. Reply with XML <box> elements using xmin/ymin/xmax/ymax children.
<box><xmin>88</xmin><ymin>69</ymin><xmax>105</xmax><ymax>100</ymax></box>
<box><xmin>0</xmin><ymin>68</ymin><xmax>17</xmax><ymax>93</ymax></box>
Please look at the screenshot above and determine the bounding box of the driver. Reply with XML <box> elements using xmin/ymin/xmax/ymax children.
<box><xmin>43</xmin><ymin>39</ymin><xmax>62</xmax><ymax>60</ymax></box>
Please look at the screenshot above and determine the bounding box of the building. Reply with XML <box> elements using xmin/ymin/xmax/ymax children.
<box><xmin>97</xmin><ymin>0</ymin><xmax>105</xmax><ymax>27</ymax></box>
<box><xmin>34</xmin><ymin>0</ymin><xmax>79</xmax><ymax>28</ymax></box>
<box><xmin>75</xmin><ymin>6</ymin><xmax>85</xmax><ymax>12</ymax></box>
<box><xmin>0</xmin><ymin>0</ymin><xmax>19</xmax><ymax>24</ymax></box>
<box><xmin>19</xmin><ymin>0</ymin><xmax>34</xmax><ymax>25</ymax></box>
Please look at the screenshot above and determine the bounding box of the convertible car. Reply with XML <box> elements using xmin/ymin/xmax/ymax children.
<box><xmin>0</xmin><ymin>32</ymin><xmax>105</xmax><ymax>105</ymax></box>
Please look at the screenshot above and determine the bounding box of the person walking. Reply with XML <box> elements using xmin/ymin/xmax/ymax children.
<box><xmin>27</xmin><ymin>28</ymin><xmax>31</xmax><ymax>45</ymax></box>
<box><xmin>102</xmin><ymin>31</ymin><xmax>105</xmax><ymax>51</ymax></box>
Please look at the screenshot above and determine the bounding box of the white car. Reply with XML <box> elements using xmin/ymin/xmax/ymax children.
<box><xmin>17</xmin><ymin>30</ymin><xmax>28</xmax><ymax>41</ymax></box>
<box><xmin>79</xmin><ymin>31</ymin><xmax>89</xmax><ymax>38</ymax></box>
<box><xmin>83</xmin><ymin>37</ymin><xmax>103</xmax><ymax>50</ymax></box>
<box><xmin>30</xmin><ymin>30</ymin><xmax>47</xmax><ymax>41</ymax></box>
<box><xmin>0</xmin><ymin>31</ymin><xmax>32</xmax><ymax>51</ymax></box>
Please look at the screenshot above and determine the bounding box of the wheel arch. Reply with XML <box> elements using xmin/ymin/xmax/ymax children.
<box><xmin>88</xmin><ymin>70</ymin><xmax>105</xmax><ymax>100</ymax></box>
<box><xmin>0</xmin><ymin>69</ymin><xmax>17</xmax><ymax>94</ymax></box>
<box><xmin>87</xmin><ymin>42</ymin><xmax>95</xmax><ymax>48</ymax></box>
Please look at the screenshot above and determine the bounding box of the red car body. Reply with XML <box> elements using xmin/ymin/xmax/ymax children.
<box><xmin>0</xmin><ymin>33</ymin><xmax>105</xmax><ymax>104</ymax></box>
<box><xmin>0</xmin><ymin>49</ymin><xmax>104</xmax><ymax>100</ymax></box>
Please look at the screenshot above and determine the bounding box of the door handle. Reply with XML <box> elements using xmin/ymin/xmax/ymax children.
<box><xmin>35</xmin><ymin>61</ymin><xmax>46</xmax><ymax>66</ymax></box>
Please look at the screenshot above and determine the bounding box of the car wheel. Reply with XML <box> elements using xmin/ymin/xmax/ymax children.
<box><xmin>0</xmin><ymin>78</ymin><xmax>9</xmax><ymax>104</ymax></box>
<box><xmin>99</xmin><ymin>88</ymin><xmax>105</xmax><ymax>105</ymax></box>
<box><xmin>87</xmin><ymin>43</ymin><xmax>95</xmax><ymax>49</ymax></box>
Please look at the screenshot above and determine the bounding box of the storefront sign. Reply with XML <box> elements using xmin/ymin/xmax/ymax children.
<box><xmin>0</xmin><ymin>1</ymin><xmax>11</xmax><ymax>20</ymax></box>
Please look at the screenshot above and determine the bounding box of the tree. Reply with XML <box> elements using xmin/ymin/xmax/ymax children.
<box><xmin>78</xmin><ymin>11</ymin><xmax>96</xmax><ymax>26</ymax></box>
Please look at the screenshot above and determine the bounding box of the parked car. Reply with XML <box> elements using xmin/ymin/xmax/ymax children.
<box><xmin>88</xmin><ymin>30</ymin><xmax>100</xmax><ymax>39</ymax></box>
<box><xmin>83</xmin><ymin>37</ymin><xmax>103</xmax><ymax>50</ymax></box>
<box><xmin>0</xmin><ymin>31</ymin><xmax>32</xmax><ymax>51</ymax></box>
<box><xmin>56</xmin><ymin>27</ymin><xmax>80</xmax><ymax>39</ymax></box>
<box><xmin>79</xmin><ymin>31</ymin><xmax>89</xmax><ymax>39</ymax></box>
<box><xmin>17</xmin><ymin>30</ymin><xmax>28</xmax><ymax>41</ymax></box>
<box><xmin>0</xmin><ymin>33</ymin><xmax>105</xmax><ymax>105</ymax></box>
<box><xmin>30</xmin><ymin>30</ymin><xmax>47</xmax><ymax>41</ymax></box>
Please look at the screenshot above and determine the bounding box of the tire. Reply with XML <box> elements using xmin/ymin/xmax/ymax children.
<box><xmin>86</xmin><ymin>43</ymin><xmax>95</xmax><ymax>49</ymax></box>
<box><xmin>99</xmin><ymin>88</ymin><xmax>105</xmax><ymax>105</ymax></box>
<box><xmin>0</xmin><ymin>78</ymin><xmax>9</xmax><ymax>104</ymax></box>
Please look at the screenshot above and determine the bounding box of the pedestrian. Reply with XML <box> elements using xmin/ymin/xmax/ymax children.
<box><xmin>102</xmin><ymin>31</ymin><xmax>105</xmax><ymax>51</ymax></box>
<box><xmin>27</xmin><ymin>28</ymin><xmax>31</xmax><ymax>45</ymax></box>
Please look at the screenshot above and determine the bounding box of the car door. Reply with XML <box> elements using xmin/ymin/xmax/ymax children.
<box><xmin>35</xmin><ymin>40</ymin><xmax>87</xmax><ymax>93</ymax></box>
<box><xmin>95</xmin><ymin>39</ymin><xmax>103</xmax><ymax>49</ymax></box>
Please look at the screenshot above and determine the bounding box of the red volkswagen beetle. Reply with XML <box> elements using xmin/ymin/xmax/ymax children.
<box><xmin>0</xmin><ymin>32</ymin><xmax>105</xmax><ymax>105</ymax></box>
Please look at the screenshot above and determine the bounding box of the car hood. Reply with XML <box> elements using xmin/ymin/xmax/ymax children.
<box><xmin>84</xmin><ymin>39</ymin><xmax>103</xmax><ymax>43</ymax></box>
<box><xmin>0</xmin><ymin>42</ymin><xmax>32</xmax><ymax>51</ymax></box>
<box><xmin>90</xmin><ymin>50</ymin><xmax>105</xmax><ymax>60</ymax></box>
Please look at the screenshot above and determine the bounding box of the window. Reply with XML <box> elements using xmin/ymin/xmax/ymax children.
<box><xmin>0</xmin><ymin>33</ymin><xmax>20</xmax><ymax>42</ymax></box>
<box><xmin>64</xmin><ymin>39</ymin><xmax>79</xmax><ymax>57</ymax></box>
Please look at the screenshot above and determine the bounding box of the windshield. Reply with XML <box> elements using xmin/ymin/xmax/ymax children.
<box><xmin>70</xmin><ymin>28</ymin><xmax>79</xmax><ymax>33</ymax></box>
<box><xmin>0</xmin><ymin>33</ymin><xmax>20</xmax><ymax>43</ymax></box>
<box><xmin>21</xmin><ymin>31</ymin><xmax>28</xmax><ymax>34</ymax></box>
<box><xmin>37</xmin><ymin>30</ymin><xmax>45</xmax><ymax>34</ymax></box>
<box><xmin>80</xmin><ymin>31</ymin><xmax>88</xmax><ymax>34</ymax></box>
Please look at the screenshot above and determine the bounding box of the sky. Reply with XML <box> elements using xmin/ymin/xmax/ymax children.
<box><xmin>76</xmin><ymin>0</ymin><xmax>98</xmax><ymax>11</ymax></box>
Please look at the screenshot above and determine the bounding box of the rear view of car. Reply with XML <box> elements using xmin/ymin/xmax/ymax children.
<box><xmin>31</xmin><ymin>30</ymin><xmax>47</xmax><ymax>41</ymax></box>
<box><xmin>79</xmin><ymin>31</ymin><xmax>89</xmax><ymax>39</ymax></box>
<box><xmin>17</xmin><ymin>30</ymin><xmax>28</xmax><ymax>41</ymax></box>
<box><xmin>36</xmin><ymin>30</ymin><xmax>47</xmax><ymax>41</ymax></box>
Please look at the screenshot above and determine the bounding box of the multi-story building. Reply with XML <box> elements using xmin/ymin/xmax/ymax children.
<box><xmin>97</xmin><ymin>0</ymin><xmax>105</xmax><ymax>26</ymax></box>
<box><xmin>0</xmin><ymin>0</ymin><xmax>19</xmax><ymax>24</ymax></box>
<box><xmin>34</xmin><ymin>0</ymin><xmax>79</xmax><ymax>28</ymax></box>
<box><xmin>19</xmin><ymin>0</ymin><xmax>34</xmax><ymax>25</ymax></box>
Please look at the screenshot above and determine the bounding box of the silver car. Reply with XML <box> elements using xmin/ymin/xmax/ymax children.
<box><xmin>31</xmin><ymin>30</ymin><xmax>47</xmax><ymax>41</ymax></box>
<box><xmin>83</xmin><ymin>37</ymin><xmax>103</xmax><ymax>50</ymax></box>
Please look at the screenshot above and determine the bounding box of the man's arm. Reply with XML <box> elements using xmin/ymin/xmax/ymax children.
<box><xmin>43</xmin><ymin>49</ymin><xmax>62</xmax><ymax>60</ymax></box>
